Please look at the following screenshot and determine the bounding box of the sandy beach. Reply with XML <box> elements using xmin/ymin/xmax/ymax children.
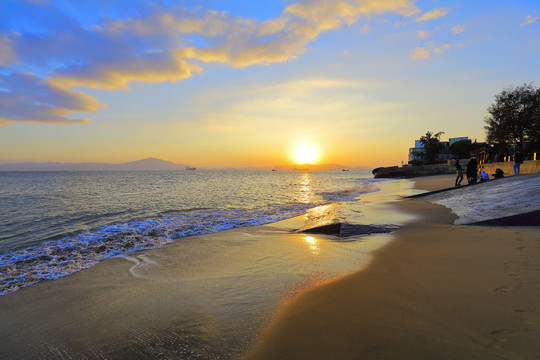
<box><xmin>247</xmin><ymin>174</ymin><xmax>540</xmax><ymax>359</ymax></box>
<box><xmin>1</xmin><ymin>173</ymin><xmax>539</xmax><ymax>359</ymax></box>
<box><xmin>0</xmin><ymin>174</ymin><xmax>414</xmax><ymax>360</ymax></box>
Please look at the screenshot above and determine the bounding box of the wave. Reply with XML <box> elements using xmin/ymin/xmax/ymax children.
<box><xmin>320</xmin><ymin>179</ymin><xmax>381</xmax><ymax>202</ymax></box>
<box><xmin>0</xmin><ymin>183</ymin><xmax>381</xmax><ymax>296</ymax></box>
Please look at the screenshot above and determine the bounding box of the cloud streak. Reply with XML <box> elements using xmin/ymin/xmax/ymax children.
<box><xmin>410</xmin><ymin>47</ymin><xmax>429</xmax><ymax>60</ymax></box>
<box><xmin>450</xmin><ymin>24</ymin><xmax>465</xmax><ymax>34</ymax></box>
<box><xmin>0</xmin><ymin>0</ymin><xmax>419</xmax><ymax>125</ymax></box>
<box><xmin>520</xmin><ymin>15</ymin><xmax>539</xmax><ymax>26</ymax></box>
<box><xmin>415</xmin><ymin>8</ymin><xmax>448</xmax><ymax>22</ymax></box>
<box><xmin>0</xmin><ymin>72</ymin><xmax>104</xmax><ymax>125</ymax></box>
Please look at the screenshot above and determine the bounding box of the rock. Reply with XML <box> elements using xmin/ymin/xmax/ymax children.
<box><xmin>372</xmin><ymin>164</ymin><xmax>454</xmax><ymax>178</ymax></box>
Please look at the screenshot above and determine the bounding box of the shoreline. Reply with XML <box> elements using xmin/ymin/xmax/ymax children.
<box><xmin>246</xmin><ymin>174</ymin><xmax>540</xmax><ymax>359</ymax></box>
<box><xmin>1</xmin><ymin>173</ymin><xmax>538</xmax><ymax>359</ymax></box>
<box><xmin>0</xmin><ymin>176</ymin><xmax>413</xmax><ymax>359</ymax></box>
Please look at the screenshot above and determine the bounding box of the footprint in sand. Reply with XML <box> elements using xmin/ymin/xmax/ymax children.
<box><xmin>514</xmin><ymin>309</ymin><xmax>535</xmax><ymax>326</ymax></box>
<box><xmin>489</xmin><ymin>329</ymin><xmax>515</xmax><ymax>342</ymax></box>
<box><xmin>509</xmin><ymin>273</ymin><xmax>523</xmax><ymax>289</ymax></box>
<box><xmin>495</xmin><ymin>286</ymin><xmax>513</xmax><ymax>294</ymax></box>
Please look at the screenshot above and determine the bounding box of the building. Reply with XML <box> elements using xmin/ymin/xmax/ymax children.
<box><xmin>449</xmin><ymin>137</ymin><xmax>468</xmax><ymax>146</ymax></box>
<box><xmin>408</xmin><ymin>136</ymin><xmax>469</xmax><ymax>164</ymax></box>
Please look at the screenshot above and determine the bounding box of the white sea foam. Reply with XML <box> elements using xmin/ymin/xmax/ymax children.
<box><xmin>420</xmin><ymin>174</ymin><xmax>540</xmax><ymax>225</ymax></box>
<box><xmin>0</xmin><ymin>175</ymin><xmax>382</xmax><ymax>296</ymax></box>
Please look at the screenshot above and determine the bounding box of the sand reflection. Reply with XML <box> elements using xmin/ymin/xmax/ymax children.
<box><xmin>303</xmin><ymin>235</ymin><xmax>320</xmax><ymax>255</ymax></box>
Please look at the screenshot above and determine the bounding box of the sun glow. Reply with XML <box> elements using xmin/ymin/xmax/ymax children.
<box><xmin>293</xmin><ymin>144</ymin><xmax>318</xmax><ymax>164</ymax></box>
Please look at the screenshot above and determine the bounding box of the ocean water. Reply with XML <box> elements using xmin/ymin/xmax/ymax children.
<box><xmin>0</xmin><ymin>170</ymin><xmax>381</xmax><ymax>296</ymax></box>
<box><xmin>0</xmin><ymin>170</ymin><xmax>425</xmax><ymax>360</ymax></box>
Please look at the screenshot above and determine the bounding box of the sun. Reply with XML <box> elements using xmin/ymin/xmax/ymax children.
<box><xmin>293</xmin><ymin>144</ymin><xmax>318</xmax><ymax>164</ymax></box>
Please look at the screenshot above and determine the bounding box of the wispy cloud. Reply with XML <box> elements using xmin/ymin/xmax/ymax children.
<box><xmin>417</xmin><ymin>30</ymin><xmax>430</xmax><ymax>39</ymax></box>
<box><xmin>0</xmin><ymin>73</ymin><xmax>104</xmax><ymax>125</ymax></box>
<box><xmin>434</xmin><ymin>44</ymin><xmax>451</xmax><ymax>54</ymax></box>
<box><xmin>416</xmin><ymin>8</ymin><xmax>448</xmax><ymax>22</ymax></box>
<box><xmin>450</xmin><ymin>24</ymin><xmax>466</xmax><ymax>34</ymax></box>
<box><xmin>0</xmin><ymin>34</ymin><xmax>16</xmax><ymax>65</ymax></box>
<box><xmin>422</xmin><ymin>42</ymin><xmax>461</xmax><ymax>56</ymax></box>
<box><xmin>359</xmin><ymin>24</ymin><xmax>372</xmax><ymax>34</ymax></box>
<box><xmin>410</xmin><ymin>47</ymin><xmax>429</xmax><ymax>61</ymax></box>
<box><xmin>520</xmin><ymin>15</ymin><xmax>539</xmax><ymax>26</ymax></box>
<box><xmin>0</xmin><ymin>0</ymin><xmax>420</xmax><ymax>125</ymax></box>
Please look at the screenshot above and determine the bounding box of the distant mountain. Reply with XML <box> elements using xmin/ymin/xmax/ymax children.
<box><xmin>0</xmin><ymin>157</ymin><xmax>187</xmax><ymax>171</ymax></box>
<box><xmin>0</xmin><ymin>159</ymin><xmax>371</xmax><ymax>172</ymax></box>
<box><xmin>115</xmin><ymin>158</ymin><xmax>186</xmax><ymax>171</ymax></box>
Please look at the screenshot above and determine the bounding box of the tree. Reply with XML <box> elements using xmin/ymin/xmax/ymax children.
<box><xmin>450</xmin><ymin>139</ymin><xmax>473</xmax><ymax>159</ymax></box>
<box><xmin>450</xmin><ymin>139</ymin><xmax>486</xmax><ymax>159</ymax></box>
<box><xmin>420</xmin><ymin>131</ymin><xmax>445</xmax><ymax>164</ymax></box>
<box><xmin>484</xmin><ymin>83</ymin><xmax>540</xmax><ymax>151</ymax></box>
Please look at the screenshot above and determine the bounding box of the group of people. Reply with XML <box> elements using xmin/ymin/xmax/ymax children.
<box><xmin>455</xmin><ymin>151</ymin><xmax>524</xmax><ymax>187</ymax></box>
<box><xmin>454</xmin><ymin>157</ymin><xmax>478</xmax><ymax>186</ymax></box>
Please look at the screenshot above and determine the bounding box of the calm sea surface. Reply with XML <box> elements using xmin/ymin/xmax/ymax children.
<box><xmin>0</xmin><ymin>170</ymin><xmax>376</xmax><ymax>295</ymax></box>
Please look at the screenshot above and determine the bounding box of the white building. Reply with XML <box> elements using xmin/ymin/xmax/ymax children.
<box><xmin>408</xmin><ymin>136</ymin><xmax>469</xmax><ymax>164</ymax></box>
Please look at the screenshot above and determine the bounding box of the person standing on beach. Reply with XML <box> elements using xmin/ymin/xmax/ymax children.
<box><xmin>466</xmin><ymin>156</ymin><xmax>478</xmax><ymax>184</ymax></box>
<box><xmin>514</xmin><ymin>151</ymin><xmax>523</xmax><ymax>175</ymax></box>
<box><xmin>455</xmin><ymin>159</ymin><xmax>463</xmax><ymax>186</ymax></box>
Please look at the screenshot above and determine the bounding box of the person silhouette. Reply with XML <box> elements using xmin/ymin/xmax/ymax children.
<box><xmin>455</xmin><ymin>159</ymin><xmax>463</xmax><ymax>186</ymax></box>
<box><xmin>514</xmin><ymin>151</ymin><xmax>523</xmax><ymax>175</ymax></box>
<box><xmin>466</xmin><ymin>156</ymin><xmax>478</xmax><ymax>184</ymax></box>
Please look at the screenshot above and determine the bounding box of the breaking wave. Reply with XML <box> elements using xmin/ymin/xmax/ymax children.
<box><xmin>0</xmin><ymin>180</ymin><xmax>380</xmax><ymax>296</ymax></box>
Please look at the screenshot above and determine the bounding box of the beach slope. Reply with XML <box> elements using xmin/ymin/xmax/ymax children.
<box><xmin>247</xmin><ymin>174</ymin><xmax>540</xmax><ymax>359</ymax></box>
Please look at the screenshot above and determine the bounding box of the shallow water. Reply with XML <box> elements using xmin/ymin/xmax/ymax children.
<box><xmin>0</xmin><ymin>171</ymin><xmax>420</xmax><ymax>359</ymax></box>
<box><xmin>1</xmin><ymin>170</ymin><xmax>381</xmax><ymax>295</ymax></box>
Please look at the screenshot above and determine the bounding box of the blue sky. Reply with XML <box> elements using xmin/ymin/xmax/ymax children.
<box><xmin>0</xmin><ymin>0</ymin><xmax>539</xmax><ymax>167</ymax></box>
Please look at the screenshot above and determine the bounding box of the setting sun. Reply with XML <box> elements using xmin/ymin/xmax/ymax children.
<box><xmin>293</xmin><ymin>144</ymin><xmax>318</xmax><ymax>164</ymax></box>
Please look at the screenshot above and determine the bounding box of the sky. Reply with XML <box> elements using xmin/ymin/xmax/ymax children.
<box><xmin>0</xmin><ymin>0</ymin><xmax>539</xmax><ymax>168</ymax></box>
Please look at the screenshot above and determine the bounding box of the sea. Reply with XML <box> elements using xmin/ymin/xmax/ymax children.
<box><xmin>0</xmin><ymin>170</ymin><xmax>420</xmax><ymax>359</ymax></box>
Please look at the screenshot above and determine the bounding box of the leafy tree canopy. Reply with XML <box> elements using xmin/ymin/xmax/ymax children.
<box><xmin>420</xmin><ymin>131</ymin><xmax>444</xmax><ymax>164</ymax></box>
<box><xmin>450</xmin><ymin>139</ymin><xmax>486</xmax><ymax>159</ymax></box>
<box><xmin>484</xmin><ymin>83</ymin><xmax>540</xmax><ymax>151</ymax></box>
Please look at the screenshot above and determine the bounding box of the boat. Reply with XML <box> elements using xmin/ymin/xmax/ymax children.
<box><xmin>186</xmin><ymin>166</ymin><xmax>196</xmax><ymax>170</ymax></box>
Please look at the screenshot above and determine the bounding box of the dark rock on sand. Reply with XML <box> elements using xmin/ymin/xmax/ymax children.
<box><xmin>300</xmin><ymin>222</ymin><xmax>400</xmax><ymax>238</ymax></box>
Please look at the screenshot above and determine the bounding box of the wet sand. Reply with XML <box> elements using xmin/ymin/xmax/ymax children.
<box><xmin>2</xmin><ymin>174</ymin><xmax>538</xmax><ymax>359</ymax></box>
<box><xmin>247</xmin><ymin>174</ymin><xmax>540</xmax><ymax>359</ymax></box>
<box><xmin>0</xmin><ymin>223</ymin><xmax>384</xmax><ymax>359</ymax></box>
<box><xmin>0</xmin><ymin>180</ymin><xmax>416</xmax><ymax>360</ymax></box>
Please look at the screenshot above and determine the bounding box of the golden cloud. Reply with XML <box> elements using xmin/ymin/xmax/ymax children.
<box><xmin>0</xmin><ymin>72</ymin><xmax>103</xmax><ymax>125</ymax></box>
<box><xmin>409</xmin><ymin>47</ymin><xmax>429</xmax><ymax>60</ymax></box>
<box><xmin>2</xmin><ymin>0</ymin><xmax>421</xmax><ymax>124</ymax></box>
<box><xmin>520</xmin><ymin>15</ymin><xmax>539</xmax><ymax>26</ymax></box>
<box><xmin>286</xmin><ymin>0</ymin><xmax>418</xmax><ymax>25</ymax></box>
<box><xmin>49</xmin><ymin>54</ymin><xmax>202</xmax><ymax>90</ymax></box>
<box><xmin>434</xmin><ymin>44</ymin><xmax>451</xmax><ymax>53</ymax></box>
<box><xmin>417</xmin><ymin>30</ymin><xmax>430</xmax><ymax>39</ymax></box>
<box><xmin>416</xmin><ymin>8</ymin><xmax>448</xmax><ymax>22</ymax></box>
<box><xmin>450</xmin><ymin>24</ymin><xmax>465</xmax><ymax>34</ymax></box>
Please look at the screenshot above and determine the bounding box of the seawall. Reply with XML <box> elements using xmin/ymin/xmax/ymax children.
<box><xmin>372</xmin><ymin>160</ymin><xmax>540</xmax><ymax>178</ymax></box>
<box><xmin>479</xmin><ymin>160</ymin><xmax>540</xmax><ymax>176</ymax></box>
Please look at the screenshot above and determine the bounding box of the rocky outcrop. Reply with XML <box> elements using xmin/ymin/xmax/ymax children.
<box><xmin>300</xmin><ymin>222</ymin><xmax>400</xmax><ymax>237</ymax></box>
